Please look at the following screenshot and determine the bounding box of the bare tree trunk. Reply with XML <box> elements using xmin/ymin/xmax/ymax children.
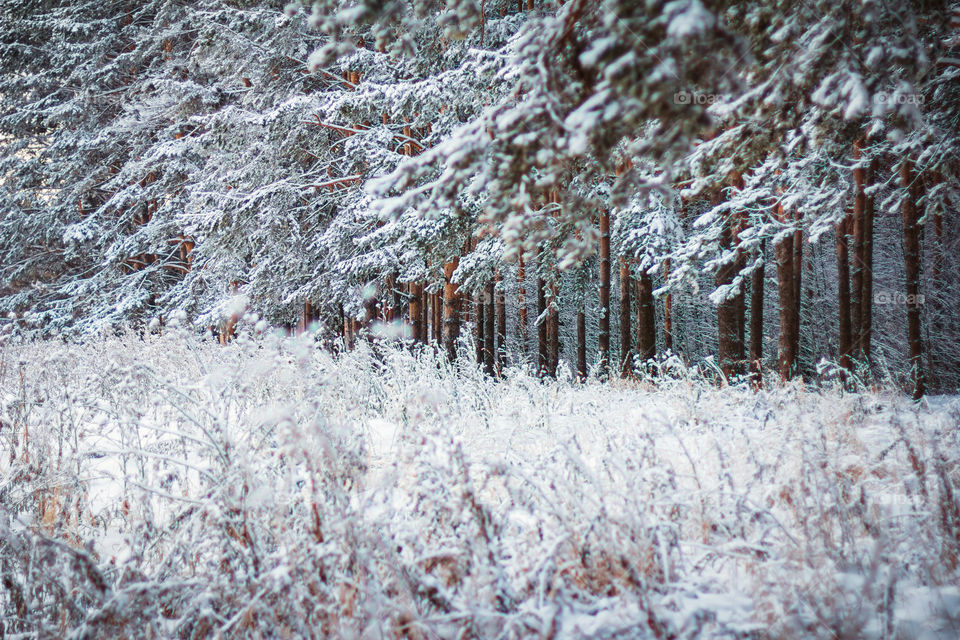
<box><xmin>735</xmin><ymin>249</ymin><xmax>747</xmax><ymax>371</ymax></box>
<box><xmin>598</xmin><ymin>211</ymin><xmax>611</xmax><ymax>376</ymax></box>
<box><xmin>409</xmin><ymin>282</ymin><xmax>423</xmax><ymax>343</ymax></box>
<box><xmin>537</xmin><ymin>276</ymin><xmax>548</xmax><ymax>375</ymax></box>
<box><xmin>517</xmin><ymin>256</ymin><xmax>528</xmax><ymax>355</ymax></box>
<box><xmin>663</xmin><ymin>259</ymin><xmax>673</xmax><ymax>352</ymax></box>
<box><xmin>900</xmin><ymin>159</ymin><xmax>925</xmax><ymax>399</ymax></box>
<box><xmin>392</xmin><ymin>273</ymin><xmax>402</xmax><ymax>324</ymax></box>
<box><xmin>776</xmin><ymin>203</ymin><xmax>797</xmax><ymax>381</ymax></box>
<box><xmin>576</xmin><ymin>307</ymin><xmax>587</xmax><ymax>381</ymax></box>
<box><xmin>716</xmin><ymin>223</ymin><xmax>739</xmax><ymax>380</ymax></box>
<box><xmin>475</xmin><ymin>291</ymin><xmax>485</xmax><ymax>365</ymax></box>
<box><xmin>850</xmin><ymin>140</ymin><xmax>866</xmax><ymax>354</ymax></box>
<box><xmin>749</xmin><ymin>241</ymin><xmax>765</xmax><ymax>384</ymax></box>
<box><xmin>792</xmin><ymin>215</ymin><xmax>803</xmax><ymax>374</ymax></box>
<box><xmin>484</xmin><ymin>281</ymin><xmax>495</xmax><ymax>376</ymax></box>
<box><xmin>496</xmin><ymin>275</ymin><xmax>506</xmax><ymax>375</ymax></box>
<box><xmin>860</xmin><ymin>157</ymin><xmax>877</xmax><ymax>361</ymax></box>
<box><xmin>443</xmin><ymin>259</ymin><xmax>460</xmax><ymax>360</ymax></box>
<box><xmin>619</xmin><ymin>257</ymin><xmax>632</xmax><ymax>377</ymax></box>
<box><xmin>434</xmin><ymin>291</ymin><xmax>443</xmax><ymax>343</ymax></box>
<box><xmin>836</xmin><ymin>215</ymin><xmax>852</xmax><ymax>372</ymax></box>
<box><xmin>547</xmin><ymin>282</ymin><xmax>559</xmax><ymax>378</ymax></box>
<box><xmin>636</xmin><ymin>271</ymin><xmax>656</xmax><ymax>362</ymax></box>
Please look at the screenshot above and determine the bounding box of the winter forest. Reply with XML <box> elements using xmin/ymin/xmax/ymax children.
<box><xmin>2</xmin><ymin>0</ymin><xmax>960</xmax><ymax>637</ymax></box>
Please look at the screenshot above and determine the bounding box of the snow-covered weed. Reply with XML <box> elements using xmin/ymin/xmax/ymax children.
<box><xmin>1</xmin><ymin>330</ymin><xmax>958</xmax><ymax>638</ymax></box>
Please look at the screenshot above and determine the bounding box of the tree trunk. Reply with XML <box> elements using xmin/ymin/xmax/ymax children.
<box><xmin>850</xmin><ymin>140</ymin><xmax>866</xmax><ymax>354</ymax></box>
<box><xmin>495</xmin><ymin>275</ymin><xmax>506</xmax><ymax>375</ymax></box>
<box><xmin>409</xmin><ymin>282</ymin><xmax>423</xmax><ymax>343</ymax></box>
<box><xmin>792</xmin><ymin>217</ymin><xmax>803</xmax><ymax>373</ymax></box>
<box><xmin>749</xmin><ymin>241</ymin><xmax>765</xmax><ymax>384</ymax></box>
<box><xmin>636</xmin><ymin>271</ymin><xmax>656</xmax><ymax>362</ymax></box>
<box><xmin>860</xmin><ymin>157</ymin><xmax>877</xmax><ymax>361</ymax></box>
<box><xmin>517</xmin><ymin>256</ymin><xmax>528</xmax><ymax>354</ymax></box>
<box><xmin>598</xmin><ymin>211</ymin><xmax>611</xmax><ymax>376</ymax></box>
<box><xmin>434</xmin><ymin>291</ymin><xmax>443</xmax><ymax>343</ymax></box>
<box><xmin>547</xmin><ymin>282</ymin><xmax>559</xmax><ymax>378</ymax></box>
<box><xmin>443</xmin><ymin>259</ymin><xmax>460</xmax><ymax>360</ymax></box>
<box><xmin>576</xmin><ymin>308</ymin><xmax>587</xmax><ymax>381</ymax></box>
<box><xmin>836</xmin><ymin>215</ymin><xmax>852</xmax><ymax>372</ymax></box>
<box><xmin>475</xmin><ymin>291</ymin><xmax>485</xmax><ymax>365</ymax></box>
<box><xmin>619</xmin><ymin>257</ymin><xmax>632</xmax><ymax>377</ymax></box>
<box><xmin>484</xmin><ymin>281</ymin><xmax>495</xmax><ymax>376</ymax></box>
<box><xmin>716</xmin><ymin>221</ymin><xmax>739</xmax><ymax>380</ymax></box>
<box><xmin>776</xmin><ymin>204</ymin><xmax>798</xmax><ymax>380</ymax></box>
<box><xmin>663</xmin><ymin>259</ymin><xmax>673</xmax><ymax>352</ymax></box>
<box><xmin>900</xmin><ymin>159</ymin><xmax>925</xmax><ymax>399</ymax></box>
<box><xmin>537</xmin><ymin>276</ymin><xmax>548</xmax><ymax>375</ymax></box>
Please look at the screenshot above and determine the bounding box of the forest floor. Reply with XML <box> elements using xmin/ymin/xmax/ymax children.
<box><xmin>2</xmin><ymin>328</ymin><xmax>959</xmax><ymax>638</ymax></box>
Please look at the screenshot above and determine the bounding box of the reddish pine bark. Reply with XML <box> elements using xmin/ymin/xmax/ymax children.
<box><xmin>635</xmin><ymin>271</ymin><xmax>656</xmax><ymax>362</ymax></box>
<box><xmin>619</xmin><ymin>257</ymin><xmax>632</xmax><ymax>377</ymax></box>
<box><xmin>776</xmin><ymin>204</ymin><xmax>798</xmax><ymax>381</ymax></box>
<box><xmin>537</xmin><ymin>276</ymin><xmax>548</xmax><ymax>375</ymax></box>
<box><xmin>409</xmin><ymin>282</ymin><xmax>423</xmax><ymax>343</ymax></box>
<box><xmin>598</xmin><ymin>211</ymin><xmax>611</xmax><ymax>376</ymax></box>
<box><xmin>663</xmin><ymin>259</ymin><xmax>673</xmax><ymax>352</ymax></box>
<box><xmin>484</xmin><ymin>281</ymin><xmax>495</xmax><ymax>376</ymax></box>
<box><xmin>900</xmin><ymin>160</ymin><xmax>925</xmax><ymax>399</ymax></box>
<box><xmin>749</xmin><ymin>241</ymin><xmax>765</xmax><ymax>384</ymax></box>
<box><xmin>443</xmin><ymin>259</ymin><xmax>460</xmax><ymax>360</ymax></box>
<box><xmin>495</xmin><ymin>275</ymin><xmax>506</xmax><ymax>374</ymax></box>
<box><xmin>836</xmin><ymin>215</ymin><xmax>852</xmax><ymax>372</ymax></box>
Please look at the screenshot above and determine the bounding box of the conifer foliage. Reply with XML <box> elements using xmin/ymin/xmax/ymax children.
<box><xmin>2</xmin><ymin>0</ymin><xmax>959</xmax><ymax>393</ymax></box>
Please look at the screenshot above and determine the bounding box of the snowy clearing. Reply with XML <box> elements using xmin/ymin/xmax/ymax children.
<box><xmin>2</xmin><ymin>330</ymin><xmax>959</xmax><ymax>638</ymax></box>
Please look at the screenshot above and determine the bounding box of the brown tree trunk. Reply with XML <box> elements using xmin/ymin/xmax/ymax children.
<box><xmin>792</xmin><ymin>216</ymin><xmax>803</xmax><ymax>373</ymax></box>
<box><xmin>537</xmin><ymin>276</ymin><xmax>548</xmax><ymax>375</ymax></box>
<box><xmin>484</xmin><ymin>281</ymin><xmax>495</xmax><ymax>376</ymax></box>
<box><xmin>576</xmin><ymin>307</ymin><xmax>587</xmax><ymax>381</ymax></box>
<box><xmin>517</xmin><ymin>256</ymin><xmax>528</xmax><ymax>354</ymax></box>
<box><xmin>363</xmin><ymin>284</ymin><xmax>378</xmax><ymax>330</ymax></box>
<box><xmin>495</xmin><ymin>275</ymin><xmax>506</xmax><ymax>374</ymax></box>
<box><xmin>776</xmin><ymin>204</ymin><xmax>798</xmax><ymax>381</ymax></box>
<box><xmin>434</xmin><ymin>291</ymin><xmax>443</xmax><ymax>343</ymax></box>
<box><xmin>749</xmin><ymin>241</ymin><xmax>765</xmax><ymax>384</ymax></box>
<box><xmin>547</xmin><ymin>282</ymin><xmax>559</xmax><ymax>378</ymax></box>
<box><xmin>850</xmin><ymin>140</ymin><xmax>866</xmax><ymax>354</ymax></box>
<box><xmin>900</xmin><ymin>159</ymin><xmax>925</xmax><ymax>399</ymax></box>
<box><xmin>716</xmin><ymin>223</ymin><xmax>739</xmax><ymax>379</ymax></box>
<box><xmin>636</xmin><ymin>271</ymin><xmax>656</xmax><ymax>362</ymax></box>
<box><xmin>409</xmin><ymin>282</ymin><xmax>423</xmax><ymax>343</ymax></box>
<box><xmin>860</xmin><ymin>157</ymin><xmax>877</xmax><ymax>361</ymax></box>
<box><xmin>392</xmin><ymin>273</ymin><xmax>403</xmax><ymax>323</ymax></box>
<box><xmin>836</xmin><ymin>215</ymin><xmax>852</xmax><ymax>372</ymax></box>
<box><xmin>475</xmin><ymin>291</ymin><xmax>485</xmax><ymax>365</ymax></box>
<box><xmin>663</xmin><ymin>259</ymin><xmax>673</xmax><ymax>352</ymax></box>
<box><xmin>598</xmin><ymin>211</ymin><xmax>611</xmax><ymax>376</ymax></box>
<box><xmin>443</xmin><ymin>259</ymin><xmax>460</xmax><ymax>360</ymax></box>
<box><xmin>619</xmin><ymin>257</ymin><xmax>632</xmax><ymax>377</ymax></box>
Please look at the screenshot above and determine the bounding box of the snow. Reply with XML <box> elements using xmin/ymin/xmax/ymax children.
<box><xmin>2</xmin><ymin>331</ymin><xmax>959</xmax><ymax>636</ymax></box>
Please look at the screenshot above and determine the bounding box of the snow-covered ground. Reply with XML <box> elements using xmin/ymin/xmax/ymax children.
<box><xmin>2</xmin><ymin>328</ymin><xmax>959</xmax><ymax>638</ymax></box>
